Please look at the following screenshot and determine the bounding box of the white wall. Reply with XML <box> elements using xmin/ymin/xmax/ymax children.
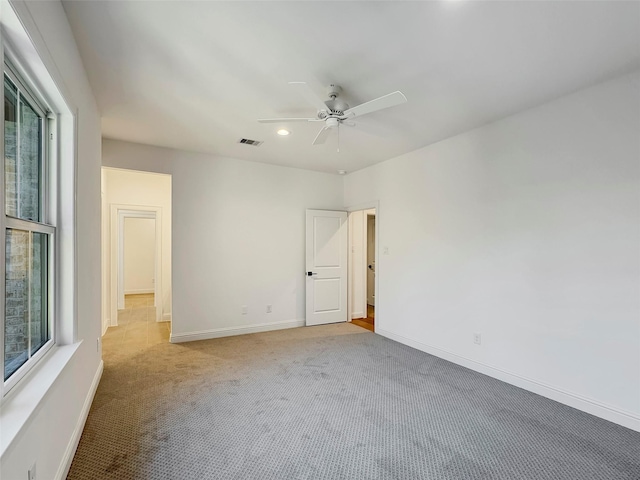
<box><xmin>124</xmin><ymin>217</ymin><xmax>156</xmax><ymax>294</ymax></box>
<box><xmin>102</xmin><ymin>168</ymin><xmax>171</xmax><ymax>320</ymax></box>
<box><xmin>102</xmin><ymin>139</ymin><xmax>344</xmax><ymax>341</ymax></box>
<box><xmin>345</xmin><ymin>71</ymin><xmax>640</xmax><ymax>430</ymax></box>
<box><xmin>0</xmin><ymin>1</ymin><xmax>103</xmax><ymax>478</ymax></box>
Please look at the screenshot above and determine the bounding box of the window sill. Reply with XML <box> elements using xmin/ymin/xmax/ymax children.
<box><xmin>0</xmin><ymin>341</ymin><xmax>82</xmax><ymax>457</ymax></box>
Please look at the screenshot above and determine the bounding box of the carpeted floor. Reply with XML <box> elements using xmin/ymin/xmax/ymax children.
<box><xmin>68</xmin><ymin>312</ymin><xmax>640</xmax><ymax>479</ymax></box>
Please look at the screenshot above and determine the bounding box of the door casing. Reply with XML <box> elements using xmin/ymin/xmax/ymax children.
<box><xmin>110</xmin><ymin>204</ymin><xmax>163</xmax><ymax>325</ymax></box>
<box><xmin>345</xmin><ymin>201</ymin><xmax>380</xmax><ymax>332</ymax></box>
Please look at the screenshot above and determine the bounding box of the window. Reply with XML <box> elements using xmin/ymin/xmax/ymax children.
<box><xmin>2</xmin><ymin>62</ymin><xmax>55</xmax><ymax>388</ymax></box>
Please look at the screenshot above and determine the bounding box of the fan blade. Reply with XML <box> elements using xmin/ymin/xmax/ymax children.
<box><xmin>312</xmin><ymin>126</ymin><xmax>332</xmax><ymax>145</ymax></box>
<box><xmin>289</xmin><ymin>82</ymin><xmax>329</xmax><ymax>112</ymax></box>
<box><xmin>343</xmin><ymin>91</ymin><xmax>407</xmax><ymax>118</ymax></box>
<box><xmin>257</xmin><ymin>117</ymin><xmax>321</xmax><ymax>123</ymax></box>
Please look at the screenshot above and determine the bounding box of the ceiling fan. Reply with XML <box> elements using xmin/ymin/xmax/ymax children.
<box><xmin>258</xmin><ymin>82</ymin><xmax>407</xmax><ymax>149</ymax></box>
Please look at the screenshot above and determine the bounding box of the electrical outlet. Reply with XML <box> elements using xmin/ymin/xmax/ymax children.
<box><xmin>474</xmin><ymin>333</ymin><xmax>482</xmax><ymax>345</ymax></box>
<box><xmin>96</xmin><ymin>338</ymin><xmax>101</xmax><ymax>352</ymax></box>
<box><xmin>383</xmin><ymin>246</ymin><xmax>389</xmax><ymax>255</ymax></box>
<box><xmin>266</xmin><ymin>304</ymin><xmax>272</xmax><ymax>313</ymax></box>
<box><xmin>241</xmin><ymin>305</ymin><xmax>248</xmax><ymax>315</ymax></box>
<box><xmin>28</xmin><ymin>462</ymin><xmax>36</xmax><ymax>480</ymax></box>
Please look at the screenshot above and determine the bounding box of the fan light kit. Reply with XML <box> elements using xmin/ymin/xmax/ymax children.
<box><xmin>277</xmin><ymin>129</ymin><xmax>290</xmax><ymax>136</ymax></box>
<box><xmin>258</xmin><ymin>82</ymin><xmax>407</xmax><ymax>152</ymax></box>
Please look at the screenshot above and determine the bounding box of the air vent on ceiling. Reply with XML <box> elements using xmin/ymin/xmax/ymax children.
<box><xmin>238</xmin><ymin>138</ymin><xmax>263</xmax><ymax>147</ymax></box>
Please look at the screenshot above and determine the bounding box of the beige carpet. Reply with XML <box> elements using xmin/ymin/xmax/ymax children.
<box><xmin>67</xmin><ymin>308</ymin><xmax>640</xmax><ymax>479</ymax></box>
<box><xmin>67</xmin><ymin>309</ymin><xmax>368</xmax><ymax>479</ymax></box>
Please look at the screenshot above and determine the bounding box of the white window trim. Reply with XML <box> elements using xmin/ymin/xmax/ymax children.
<box><xmin>0</xmin><ymin>0</ymin><xmax>79</xmax><ymax>402</ymax></box>
<box><xmin>1</xmin><ymin>55</ymin><xmax>59</xmax><ymax>394</ymax></box>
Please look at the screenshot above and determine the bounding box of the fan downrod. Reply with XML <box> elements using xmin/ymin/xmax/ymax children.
<box><xmin>323</xmin><ymin>84</ymin><xmax>349</xmax><ymax>116</ymax></box>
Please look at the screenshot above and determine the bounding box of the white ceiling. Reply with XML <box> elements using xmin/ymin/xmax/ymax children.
<box><xmin>63</xmin><ymin>1</ymin><xmax>640</xmax><ymax>174</ymax></box>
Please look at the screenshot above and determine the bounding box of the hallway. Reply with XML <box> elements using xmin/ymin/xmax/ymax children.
<box><xmin>102</xmin><ymin>294</ymin><xmax>170</xmax><ymax>351</ymax></box>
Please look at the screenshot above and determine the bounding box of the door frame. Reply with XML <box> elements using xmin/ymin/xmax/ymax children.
<box><xmin>109</xmin><ymin>204</ymin><xmax>163</xmax><ymax>325</ymax></box>
<box><xmin>346</xmin><ymin>201</ymin><xmax>380</xmax><ymax>333</ymax></box>
<box><xmin>366</xmin><ymin>212</ymin><xmax>376</xmax><ymax>306</ymax></box>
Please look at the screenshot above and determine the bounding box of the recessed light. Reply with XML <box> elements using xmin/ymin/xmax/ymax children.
<box><xmin>337</xmin><ymin>170</ymin><xmax>347</xmax><ymax>175</ymax></box>
<box><xmin>277</xmin><ymin>129</ymin><xmax>290</xmax><ymax>136</ymax></box>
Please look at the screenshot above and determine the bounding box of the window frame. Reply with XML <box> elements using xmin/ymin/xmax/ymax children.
<box><xmin>1</xmin><ymin>55</ymin><xmax>57</xmax><ymax>394</ymax></box>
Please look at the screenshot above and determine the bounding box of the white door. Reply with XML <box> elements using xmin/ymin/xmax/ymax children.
<box><xmin>305</xmin><ymin>209</ymin><xmax>348</xmax><ymax>326</ymax></box>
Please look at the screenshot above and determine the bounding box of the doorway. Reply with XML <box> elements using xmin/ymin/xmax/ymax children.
<box><xmin>111</xmin><ymin>207</ymin><xmax>163</xmax><ymax>324</ymax></box>
<box><xmin>366</xmin><ymin>212</ymin><xmax>376</xmax><ymax>321</ymax></box>
<box><xmin>102</xmin><ymin>167</ymin><xmax>172</xmax><ymax>357</ymax></box>
<box><xmin>102</xmin><ymin>167</ymin><xmax>172</xmax><ymax>333</ymax></box>
<box><xmin>348</xmin><ymin>207</ymin><xmax>376</xmax><ymax>332</ymax></box>
<box><xmin>122</xmin><ymin>216</ymin><xmax>156</xmax><ymax>328</ymax></box>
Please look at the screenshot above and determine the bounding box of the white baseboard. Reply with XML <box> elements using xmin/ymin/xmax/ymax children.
<box><xmin>351</xmin><ymin>311</ymin><xmax>365</xmax><ymax>320</ymax></box>
<box><xmin>161</xmin><ymin>312</ymin><xmax>172</xmax><ymax>322</ymax></box>
<box><xmin>55</xmin><ymin>360</ymin><xmax>103</xmax><ymax>480</ymax></box>
<box><xmin>124</xmin><ymin>289</ymin><xmax>154</xmax><ymax>295</ymax></box>
<box><xmin>377</xmin><ymin>328</ymin><xmax>640</xmax><ymax>433</ymax></box>
<box><xmin>170</xmin><ymin>319</ymin><xmax>305</xmax><ymax>343</ymax></box>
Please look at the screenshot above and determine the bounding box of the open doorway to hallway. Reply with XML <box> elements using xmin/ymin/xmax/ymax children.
<box><xmin>101</xmin><ymin>167</ymin><xmax>172</xmax><ymax>350</ymax></box>
<box><xmin>113</xmin><ymin>215</ymin><xmax>170</xmax><ymax>346</ymax></box>
<box><xmin>348</xmin><ymin>208</ymin><xmax>376</xmax><ymax>332</ymax></box>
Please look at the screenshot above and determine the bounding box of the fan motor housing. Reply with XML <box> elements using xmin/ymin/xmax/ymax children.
<box><xmin>325</xmin><ymin>99</ymin><xmax>349</xmax><ymax>115</ymax></box>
